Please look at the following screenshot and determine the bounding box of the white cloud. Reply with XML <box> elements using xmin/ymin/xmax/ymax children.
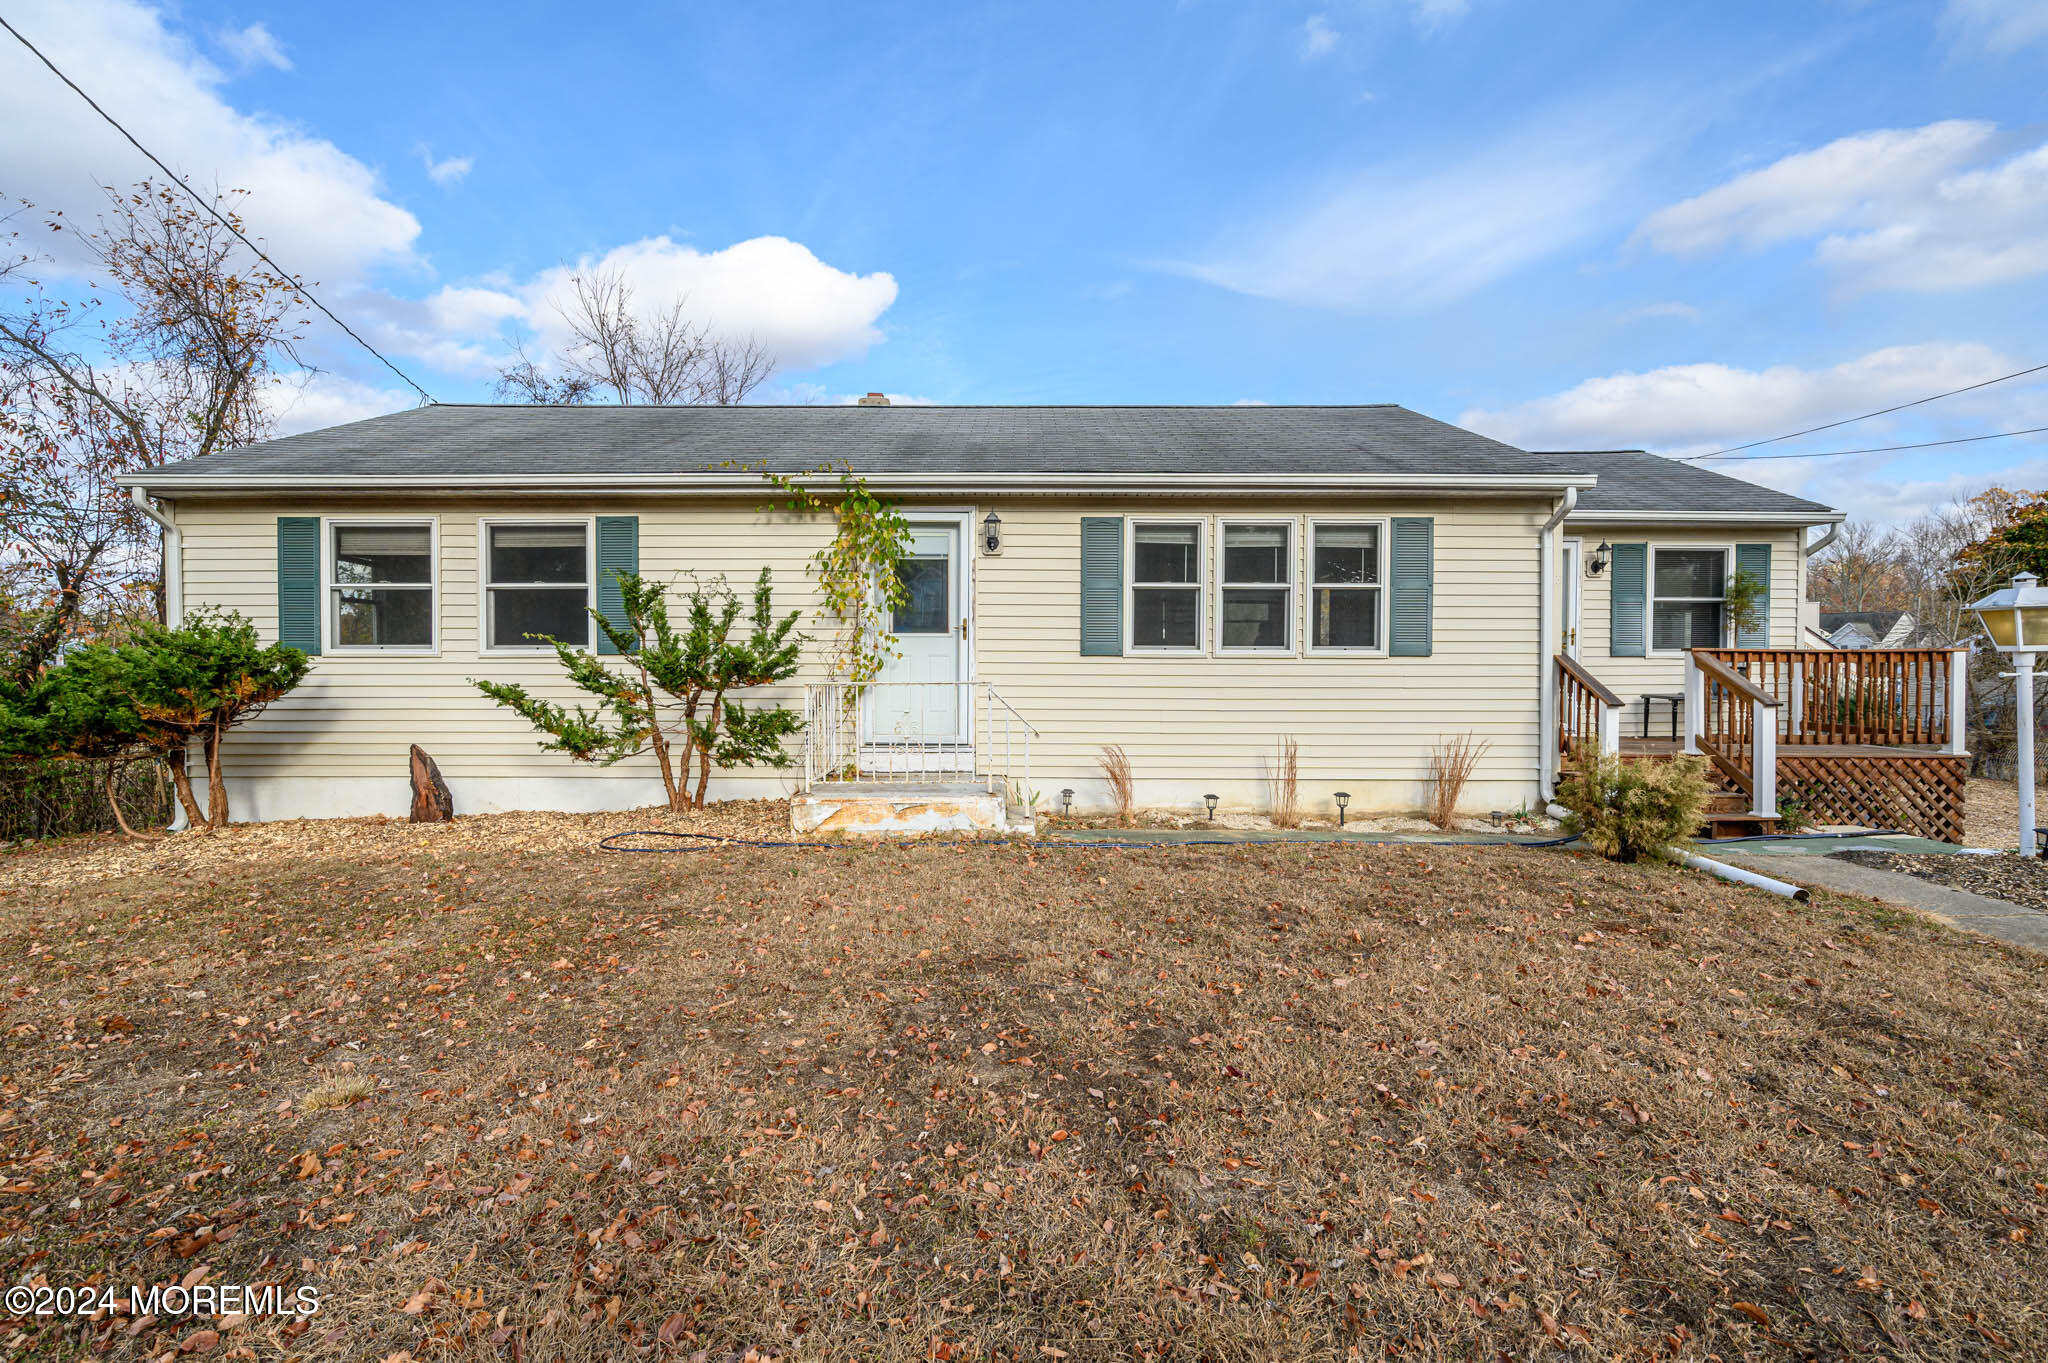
<box><xmin>1410</xmin><ymin>0</ymin><xmax>1470</xmax><ymax>31</ymax></box>
<box><xmin>1618</xmin><ymin>301</ymin><xmax>1700</xmax><ymax>324</ymax></box>
<box><xmin>262</xmin><ymin>372</ymin><xmax>413</xmax><ymax>435</ymax></box>
<box><xmin>388</xmin><ymin>235</ymin><xmax>899</xmax><ymax>379</ymax></box>
<box><xmin>1787</xmin><ymin>452</ymin><xmax>2048</xmax><ymax>530</ymax></box>
<box><xmin>1635</xmin><ymin>121</ymin><xmax>2048</xmax><ymax>293</ymax></box>
<box><xmin>0</xmin><ymin>0</ymin><xmax>419</xmax><ymax>288</ymax></box>
<box><xmin>1301</xmin><ymin>14</ymin><xmax>1339</xmax><ymax>58</ymax></box>
<box><xmin>1942</xmin><ymin>0</ymin><xmax>2048</xmax><ymax>55</ymax></box>
<box><xmin>416</xmin><ymin>144</ymin><xmax>473</xmax><ymax>187</ymax></box>
<box><xmin>1458</xmin><ymin>342</ymin><xmax>2018</xmax><ymax>454</ymax></box>
<box><xmin>215</xmin><ymin>21</ymin><xmax>290</xmax><ymax>72</ymax></box>
<box><xmin>1171</xmin><ymin>101</ymin><xmax>1657</xmax><ymax>312</ymax></box>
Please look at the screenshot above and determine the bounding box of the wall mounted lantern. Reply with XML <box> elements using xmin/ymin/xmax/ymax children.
<box><xmin>1588</xmin><ymin>541</ymin><xmax>1611</xmax><ymax>577</ymax></box>
<box><xmin>981</xmin><ymin>509</ymin><xmax>1003</xmax><ymax>555</ymax></box>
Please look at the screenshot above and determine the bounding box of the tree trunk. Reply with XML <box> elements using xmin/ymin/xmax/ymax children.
<box><xmin>692</xmin><ymin>690</ymin><xmax>729</xmax><ymax>810</ymax></box>
<box><xmin>203</xmin><ymin>722</ymin><xmax>228</xmax><ymax>827</ymax></box>
<box><xmin>104</xmin><ymin>762</ymin><xmax>163</xmax><ymax>841</ymax></box>
<box><xmin>408</xmin><ymin>745</ymin><xmax>455</xmax><ymax>822</ymax></box>
<box><xmin>166</xmin><ymin>745</ymin><xmax>207</xmax><ymax>829</ymax></box>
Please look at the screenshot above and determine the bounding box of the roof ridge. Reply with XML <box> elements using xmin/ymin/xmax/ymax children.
<box><xmin>414</xmin><ymin>401</ymin><xmax>1411</xmax><ymax>411</ymax></box>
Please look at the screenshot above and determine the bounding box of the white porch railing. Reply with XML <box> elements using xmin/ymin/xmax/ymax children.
<box><xmin>799</xmin><ymin>681</ymin><xmax>1036</xmax><ymax>803</ymax></box>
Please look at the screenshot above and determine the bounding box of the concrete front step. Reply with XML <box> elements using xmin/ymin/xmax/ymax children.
<box><xmin>791</xmin><ymin>782</ymin><xmax>1036</xmax><ymax>836</ymax></box>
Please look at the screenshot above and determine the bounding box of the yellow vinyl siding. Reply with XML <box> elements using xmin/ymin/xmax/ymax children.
<box><xmin>175</xmin><ymin>493</ymin><xmax>1556</xmax><ymax>815</ymax></box>
<box><xmin>1565</xmin><ymin>524</ymin><xmax>1806</xmax><ymax>734</ymax></box>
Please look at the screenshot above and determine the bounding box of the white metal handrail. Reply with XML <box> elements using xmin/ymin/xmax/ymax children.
<box><xmin>800</xmin><ymin>681</ymin><xmax>1037</xmax><ymax>806</ymax></box>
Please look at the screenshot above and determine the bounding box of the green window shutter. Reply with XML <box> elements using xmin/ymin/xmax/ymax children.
<box><xmin>1079</xmin><ymin>516</ymin><xmax>1123</xmax><ymax>656</ymax></box>
<box><xmin>1388</xmin><ymin>517</ymin><xmax>1433</xmax><ymax>657</ymax></box>
<box><xmin>276</xmin><ymin>517</ymin><xmax>321</xmax><ymax>654</ymax></box>
<box><xmin>594</xmin><ymin>516</ymin><xmax>639</xmax><ymax>654</ymax></box>
<box><xmin>1733</xmin><ymin>542</ymin><xmax>1771</xmax><ymax>647</ymax></box>
<box><xmin>1609</xmin><ymin>542</ymin><xmax>1647</xmax><ymax>658</ymax></box>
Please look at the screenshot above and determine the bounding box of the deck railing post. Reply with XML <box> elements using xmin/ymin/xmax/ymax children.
<box><xmin>1788</xmin><ymin>657</ymin><xmax>1804</xmax><ymax>740</ymax></box>
<box><xmin>1947</xmin><ymin>645</ymin><xmax>1970</xmax><ymax>756</ymax></box>
<box><xmin>1599</xmin><ymin>701</ymin><xmax>1620</xmax><ymax>757</ymax></box>
<box><xmin>1751</xmin><ymin>695</ymin><xmax>1777</xmax><ymax>818</ymax></box>
<box><xmin>1682</xmin><ymin>652</ymin><xmax>1703</xmax><ymax>755</ymax></box>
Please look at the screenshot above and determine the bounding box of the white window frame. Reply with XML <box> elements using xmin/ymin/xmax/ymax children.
<box><xmin>1215</xmin><ymin>518</ymin><xmax>1297</xmax><ymax>655</ymax></box>
<box><xmin>477</xmin><ymin>516</ymin><xmax>598</xmax><ymax>656</ymax></box>
<box><xmin>1647</xmin><ymin>543</ymin><xmax>1733</xmax><ymax>658</ymax></box>
<box><xmin>1304</xmin><ymin>516</ymin><xmax>1389</xmax><ymax>658</ymax></box>
<box><xmin>323</xmin><ymin>516</ymin><xmax>439</xmax><ymax>656</ymax></box>
<box><xmin>1125</xmin><ymin>517</ymin><xmax>1206</xmax><ymax>655</ymax></box>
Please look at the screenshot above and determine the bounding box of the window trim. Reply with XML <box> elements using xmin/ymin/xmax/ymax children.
<box><xmin>1124</xmin><ymin>517</ymin><xmax>1207</xmax><ymax>655</ymax></box>
<box><xmin>477</xmin><ymin>515</ymin><xmax>599</xmax><ymax>656</ymax></box>
<box><xmin>1304</xmin><ymin>516</ymin><xmax>1390</xmax><ymax>658</ymax></box>
<box><xmin>1214</xmin><ymin>517</ymin><xmax>1297</xmax><ymax>655</ymax></box>
<box><xmin>1647</xmin><ymin>542</ymin><xmax>1733</xmax><ymax>658</ymax></box>
<box><xmin>323</xmin><ymin>516</ymin><xmax>439</xmax><ymax>656</ymax></box>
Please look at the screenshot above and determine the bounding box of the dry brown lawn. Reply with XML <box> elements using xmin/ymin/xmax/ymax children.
<box><xmin>0</xmin><ymin>810</ymin><xmax>2044</xmax><ymax>1361</ymax></box>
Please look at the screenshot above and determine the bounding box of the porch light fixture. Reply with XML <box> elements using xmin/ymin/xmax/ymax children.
<box><xmin>1204</xmin><ymin>793</ymin><xmax>1219</xmax><ymax>821</ymax></box>
<box><xmin>1589</xmin><ymin>541</ymin><xmax>1611</xmax><ymax>577</ymax></box>
<box><xmin>981</xmin><ymin>509</ymin><xmax>1003</xmax><ymax>555</ymax></box>
<box><xmin>1969</xmin><ymin>571</ymin><xmax>2048</xmax><ymax>856</ymax></box>
<box><xmin>1334</xmin><ymin>791</ymin><xmax>1349</xmax><ymax>826</ymax></box>
<box><xmin>1060</xmin><ymin>787</ymin><xmax>1074</xmax><ymax>815</ymax></box>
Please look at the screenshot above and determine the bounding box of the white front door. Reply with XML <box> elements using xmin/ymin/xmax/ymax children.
<box><xmin>1561</xmin><ymin>538</ymin><xmax>1583</xmax><ymax>658</ymax></box>
<box><xmin>866</xmin><ymin>522</ymin><xmax>967</xmax><ymax>750</ymax></box>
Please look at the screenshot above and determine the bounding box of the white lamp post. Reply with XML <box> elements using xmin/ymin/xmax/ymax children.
<box><xmin>1968</xmin><ymin>571</ymin><xmax>2048</xmax><ymax>855</ymax></box>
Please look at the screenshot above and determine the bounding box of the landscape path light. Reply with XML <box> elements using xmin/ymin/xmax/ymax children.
<box><xmin>1968</xmin><ymin>571</ymin><xmax>2048</xmax><ymax>855</ymax></box>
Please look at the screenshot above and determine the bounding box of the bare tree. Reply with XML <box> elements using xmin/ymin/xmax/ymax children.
<box><xmin>493</xmin><ymin>265</ymin><xmax>775</xmax><ymax>406</ymax></box>
<box><xmin>0</xmin><ymin>181</ymin><xmax>309</xmax><ymax>675</ymax></box>
<box><xmin>1808</xmin><ymin>520</ymin><xmax>1905</xmax><ymax>613</ymax></box>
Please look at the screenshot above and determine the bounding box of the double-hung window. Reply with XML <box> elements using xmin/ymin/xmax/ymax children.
<box><xmin>1219</xmin><ymin>521</ymin><xmax>1292</xmax><ymax>651</ymax></box>
<box><xmin>330</xmin><ymin>521</ymin><xmax>435</xmax><ymax>650</ymax></box>
<box><xmin>484</xmin><ymin>521</ymin><xmax>592</xmax><ymax>650</ymax></box>
<box><xmin>1129</xmin><ymin>521</ymin><xmax>1203</xmax><ymax>651</ymax></box>
<box><xmin>1650</xmin><ymin>547</ymin><xmax>1727</xmax><ymax>651</ymax></box>
<box><xmin>1309</xmin><ymin>521</ymin><xmax>1383</xmax><ymax>651</ymax></box>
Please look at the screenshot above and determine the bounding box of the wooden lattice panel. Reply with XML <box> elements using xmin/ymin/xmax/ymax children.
<box><xmin>1775</xmin><ymin>752</ymin><xmax>1966</xmax><ymax>844</ymax></box>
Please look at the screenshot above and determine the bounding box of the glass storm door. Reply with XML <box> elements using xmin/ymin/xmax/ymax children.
<box><xmin>866</xmin><ymin>523</ymin><xmax>966</xmax><ymax>748</ymax></box>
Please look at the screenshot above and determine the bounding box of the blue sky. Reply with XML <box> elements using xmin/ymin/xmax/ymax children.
<box><xmin>5</xmin><ymin>0</ymin><xmax>2048</xmax><ymax>525</ymax></box>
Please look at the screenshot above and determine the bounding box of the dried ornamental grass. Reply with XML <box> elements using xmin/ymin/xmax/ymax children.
<box><xmin>1427</xmin><ymin>732</ymin><xmax>1489</xmax><ymax>829</ymax></box>
<box><xmin>1097</xmin><ymin>743</ymin><xmax>1135</xmax><ymax>823</ymax></box>
<box><xmin>1268</xmin><ymin>735</ymin><xmax>1301</xmax><ymax>828</ymax></box>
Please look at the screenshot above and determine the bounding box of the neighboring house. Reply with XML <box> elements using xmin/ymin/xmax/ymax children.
<box><xmin>1819</xmin><ymin>610</ymin><xmax>1921</xmax><ymax>650</ymax></box>
<box><xmin>118</xmin><ymin>406</ymin><xmax>1842</xmax><ymax>822</ymax></box>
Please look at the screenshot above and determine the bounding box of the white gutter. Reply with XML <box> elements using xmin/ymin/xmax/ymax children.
<box><xmin>128</xmin><ymin>486</ymin><xmax>182</xmax><ymax>624</ymax></box>
<box><xmin>115</xmin><ymin>470</ymin><xmax>1600</xmax><ymax>497</ymax></box>
<box><xmin>1566</xmin><ymin>509</ymin><xmax>1845</xmax><ymax>526</ymax></box>
<box><xmin>1537</xmin><ymin>487</ymin><xmax>1578</xmax><ymax>800</ymax></box>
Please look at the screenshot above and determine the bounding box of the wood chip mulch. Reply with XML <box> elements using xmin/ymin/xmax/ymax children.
<box><xmin>1833</xmin><ymin>847</ymin><xmax>2048</xmax><ymax>912</ymax></box>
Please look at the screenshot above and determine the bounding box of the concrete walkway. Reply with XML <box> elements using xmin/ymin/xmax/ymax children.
<box><xmin>1718</xmin><ymin>850</ymin><xmax>2048</xmax><ymax>953</ymax></box>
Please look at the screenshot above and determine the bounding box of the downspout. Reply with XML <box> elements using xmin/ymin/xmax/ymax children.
<box><xmin>128</xmin><ymin>486</ymin><xmax>182</xmax><ymax>624</ymax></box>
<box><xmin>1799</xmin><ymin>523</ymin><xmax>1838</xmax><ymax>649</ymax></box>
<box><xmin>1803</xmin><ymin>523</ymin><xmax>1839</xmax><ymax>559</ymax></box>
<box><xmin>128</xmin><ymin>487</ymin><xmax>189</xmax><ymax>832</ymax></box>
<box><xmin>1538</xmin><ymin>487</ymin><xmax>1579</xmax><ymax>800</ymax></box>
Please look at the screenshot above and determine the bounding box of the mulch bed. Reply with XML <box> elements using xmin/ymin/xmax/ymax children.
<box><xmin>1834</xmin><ymin>847</ymin><xmax>2048</xmax><ymax>912</ymax></box>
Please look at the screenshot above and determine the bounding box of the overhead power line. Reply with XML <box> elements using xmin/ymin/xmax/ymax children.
<box><xmin>0</xmin><ymin>13</ymin><xmax>437</xmax><ymax>405</ymax></box>
<box><xmin>1678</xmin><ymin>358</ymin><xmax>2048</xmax><ymax>462</ymax></box>
<box><xmin>1697</xmin><ymin>424</ymin><xmax>2048</xmax><ymax>462</ymax></box>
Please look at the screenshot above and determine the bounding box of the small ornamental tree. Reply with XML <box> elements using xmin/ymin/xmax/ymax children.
<box><xmin>0</xmin><ymin>609</ymin><xmax>309</xmax><ymax>831</ymax></box>
<box><xmin>475</xmin><ymin>569</ymin><xmax>802</xmax><ymax>811</ymax></box>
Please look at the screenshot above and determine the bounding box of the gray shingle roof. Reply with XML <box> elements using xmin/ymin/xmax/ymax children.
<box><xmin>1541</xmin><ymin>449</ymin><xmax>1837</xmax><ymax>518</ymax></box>
<box><xmin>139</xmin><ymin>403</ymin><xmax>1578</xmax><ymax>481</ymax></box>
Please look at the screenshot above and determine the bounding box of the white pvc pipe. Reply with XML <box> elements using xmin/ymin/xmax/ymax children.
<box><xmin>1667</xmin><ymin>846</ymin><xmax>1810</xmax><ymax>901</ymax></box>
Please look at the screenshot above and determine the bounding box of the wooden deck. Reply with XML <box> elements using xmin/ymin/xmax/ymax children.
<box><xmin>1618</xmin><ymin>737</ymin><xmax>1966</xmax><ymax>842</ymax></box>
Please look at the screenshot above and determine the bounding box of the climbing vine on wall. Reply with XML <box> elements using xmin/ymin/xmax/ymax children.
<box><xmin>755</xmin><ymin>465</ymin><xmax>912</xmax><ymax>686</ymax></box>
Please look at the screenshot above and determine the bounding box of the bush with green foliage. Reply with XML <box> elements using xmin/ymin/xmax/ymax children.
<box><xmin>0</xmin><ymin>609</ymin><xmax>310</xmax><ymax>831</ymax></box>
<box><xmin>474</xmin><ymin>569</ymin><xmax>802</xmax><ymax>811</ymax></box>
<box><xmin>1554</xmin><ymin>749</ymin><xmax>1713</xmax><ymax>862</ymax></box>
